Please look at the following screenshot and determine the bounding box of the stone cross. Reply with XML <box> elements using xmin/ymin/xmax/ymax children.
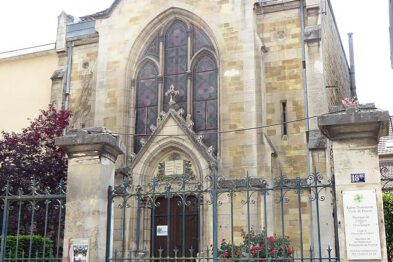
<box><xmin>165</xmin><ymin>85</ymin><xmax>179</xmax><ymax>107</ymax></box>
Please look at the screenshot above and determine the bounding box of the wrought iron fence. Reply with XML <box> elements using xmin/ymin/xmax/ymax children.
<box><xmin>381</xmin><ymin>161</ymin><xmax>393</xmax><ymax>191</ymax></box>
<box><xmin>0</xmin><ymin>180</ymin><xmax>66</xmax><ymax>261</ymax></box>
<box><xmin>106</xmin><ymin>170</ymin><xmax>339</xmax><ymax>261</ymax></box>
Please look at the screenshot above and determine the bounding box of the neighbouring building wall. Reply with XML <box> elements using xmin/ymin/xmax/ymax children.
<box><xmin>0</xmin><ymin>51</ymin><xmax>57</xmax><ymax>133</ymax></box>
<box><xmin>389</xmin><ymin>0</ymin><xmax>393</xmax><ymax>68</ymax></box>
<box><xmin>321</xmin><ymin>0</ymin><xmax>351</xmax><ymax>106</ymax></box>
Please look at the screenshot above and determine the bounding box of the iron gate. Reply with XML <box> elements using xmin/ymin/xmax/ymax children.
<box><xmin>106</xmin><ymin>170</ymin><xmax>339</xmax><ymax>261</ymax></box>
<box><xmin>0</xmin><ymin>180</ymin><xmax>66</xmax><ymax>261</ymax></box>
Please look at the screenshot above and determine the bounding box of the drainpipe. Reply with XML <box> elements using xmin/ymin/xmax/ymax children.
<box><xmin>348</xmin><ymin>32</ymin><xmax>357</xmax><ymax>97</ymax></box>
<box><xmin>62</xmin><ymin>41</ymin><xmax>73</xmax><ymax>135</ymax></box>
<box><xmin>64</xmin><ymin>41</ymin><xmax>73</xmax><ymax>111</ymax></box>
<box><xmin>299</xmin><ymin>0</ymin><xmax>315</xmax><ymax>254</ymax></box>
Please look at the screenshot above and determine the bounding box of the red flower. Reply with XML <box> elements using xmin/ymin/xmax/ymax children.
<box><xmin>287</xmin><ymin>247</ymin><xmax>292</xmax><ymax>254</ymax></box>
<box><xmin>224</xmin><ymin>251</ymin><xmax>230</xmax><ymax>258</ymax></box>
<box><xmin>267</xmin><ymin>236</ymin><xmax>275</xmax><ymax>242</ymax></box>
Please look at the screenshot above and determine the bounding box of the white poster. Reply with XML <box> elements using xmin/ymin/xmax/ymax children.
<box><xmin>157</xmin><ymin>225</ymin><xmax>168</xmax><ymax>236</ymax></box>
<box><xmin>343</xmin><ymin>190</ymin><xmax>381</xmax><ymax>260</ymax></box>
<box><xmin>68</xmin><ymin>238</ymin><xmax>89</xmax><ymax>262</ymax></box>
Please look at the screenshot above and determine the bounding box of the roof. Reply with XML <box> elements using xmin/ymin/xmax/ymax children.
<box><xmin>0</xmin><ymin>43</ymin><xmax>55</xmax><ymax>60</ymax></box>
<box><xmin>379</xmin><ymin>116</ymin><xmax>393</xmax><ymax>155</ymax></box>
<box><xmin>79</xmin><ymin>0</ymin><xmax>121</xmax><ymax>21</ymax></box>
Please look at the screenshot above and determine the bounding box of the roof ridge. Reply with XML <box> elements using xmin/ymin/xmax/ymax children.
<box><xmin>79</xmin><ymin>0</ymin><xmax>122</xmax><ymax>22</ymax></box>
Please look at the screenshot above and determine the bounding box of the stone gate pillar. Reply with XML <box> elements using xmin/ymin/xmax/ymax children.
<box><xmin>318</xmin><ymin>104</ymin><xmax>390</xmax><ymax>261</ymax></box>
<box><xmin>55</xmin><ymin>127</ymin><xmax>125</xmax><ymax>262</ymax></box>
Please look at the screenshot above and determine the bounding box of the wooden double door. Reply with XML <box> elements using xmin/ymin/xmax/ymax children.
<box><xmin>151</xmin><ymin>196</ymin><xmax>199</xmax><ymax>258</ymax></box>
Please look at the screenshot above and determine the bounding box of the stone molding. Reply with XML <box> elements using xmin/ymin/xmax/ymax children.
<box><xmin>318</xmin><ymin>104</ymin><xmax>390</xmax><ymax>141</ymax></box>
<box><xmin>55</xmin><ymin>127</ymin><xmax>125</xmax><ymax>162</ymax></box>
<box><xmin>254</xmin><ymin>1</ymin><xmax>300</xmax><ymax>14</ymax></box>
<box><xmin>304</xmin><ymin>25</ymin><xmax>321</xmax><ymax>42</ymax></box>
<box><xmin>130</xmin><ymin>108</ymin><xmax>217</xmax><ymax>170</ymax></box>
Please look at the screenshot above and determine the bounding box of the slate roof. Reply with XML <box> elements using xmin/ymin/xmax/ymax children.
<box><xmin>378</xmin><ymin>116</ymin><xmax>393</xmax><ymax>155</ymax></box>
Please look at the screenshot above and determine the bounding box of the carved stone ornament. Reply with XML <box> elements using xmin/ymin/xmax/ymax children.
<box><xmin>139</xmin><ymin>138</ymin><xmax>147</xmax><ymax>147</ymax></box>
<box><xmin>165</xmin><ymin>85</ymin><xmax>179</xmax><ymax>107</ymax></box>
<box><xmin>196</xmin><ymin>134</ymin><xmax>204</xmax><ymax>143</ymax></box>
<box><xmin>150</xmin><ymin>124</ymin><xmax>157</xmax><ymax>133</ymax></box>
<box><xmin>156</xmin><ymin>153</ymin><xmax>195</xmax><ymax>181</ymax></box>
<box><xmin>177</xmin><ymin>108</ymin><xmax>185</xmax><ymax>117</ymax></box>
<box><xmin>128</xmin><ymin>152</ymin><xmax>136</xmax><ymax>164</ymax></box>
<box><xmin>157</xmin><ymin>111</ymin><xmax>166</xmax><ymax>125</ymax></box>
<box><xmin>207</xmin><ymin>145</ymin><xmax>214</xmax><ymax>156</ymax></box>
<box><xmin>186</xmin><ymin>114</ymin><xmax>194</xmax><ymax>129</ymax></box>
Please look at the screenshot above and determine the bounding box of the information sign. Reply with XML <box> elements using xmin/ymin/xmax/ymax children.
<box><xmin>343</xmin><ymin>190</ymin><xmax>381</xmax><ymax>259</ymax></box>
<box><xmin>157</xmin><ymin>225</ymin><xmax>168</xmax><ymax>236</ymax></box>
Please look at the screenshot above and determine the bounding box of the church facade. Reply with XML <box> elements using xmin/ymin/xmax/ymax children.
<box><xmin>49</xmin><ymin>0</ymin><xmax>353</xmax><ymax>258</ymax></box>
<box><xmin>46</xmin><ymin>0</ymin><xmax>356</xmax><ymax>258</ymax></box>
<box><xmin>0</xmin><ymin>0</ymin><xmax>361</xmax><ymax>259</ymax></box>
<box><xmin>53</xmin><ymin>0</ymin><xmax>351</xmax><ymax>179</ymax></box>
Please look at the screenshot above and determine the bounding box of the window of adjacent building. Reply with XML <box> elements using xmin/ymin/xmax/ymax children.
<box><xmin>281</xmin><ymin>101</ymin><xmax>288</xmax><ymax>136</ymax></box>
<box><xmin>134</xmin><ymin>19</ymin><xmax>218</xmax><ymax>154</ymax></box>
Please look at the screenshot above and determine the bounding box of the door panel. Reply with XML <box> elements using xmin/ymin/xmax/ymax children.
<box><xmin>152</xmin><ymin>196</ymin><xmax>198</xmax><ymax>258</ymax></box>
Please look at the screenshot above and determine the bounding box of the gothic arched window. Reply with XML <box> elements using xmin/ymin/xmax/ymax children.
<box><xmin>134</xmin><ymin>19</ymin><xmax>218</xmax><ymax>154</ymax></box>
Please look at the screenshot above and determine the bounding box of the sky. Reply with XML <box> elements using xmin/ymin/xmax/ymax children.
<box><xmin>0</xmin><ymin>0</ymin><xmax>392</xmax><ymax>114</ymax></box>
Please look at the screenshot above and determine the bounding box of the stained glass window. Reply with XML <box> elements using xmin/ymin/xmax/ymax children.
<box><xmin>164</xmin><ymin>20</ymin><xmax>188</xmax><ymax>112</ymax></box>
<box><xmin>193</xmin><ymin>55</ymin><xmax>218</xmax><ymax>153</ymax></box>
<box><xmin>134</xmin><ymin>61</ymin><xmax>159</xmax><ymax>153</ymax></box>
<box><xmin>134</xmin><ymin>20</ymin><xmax>218</xmax><ymax>154</ymax></box>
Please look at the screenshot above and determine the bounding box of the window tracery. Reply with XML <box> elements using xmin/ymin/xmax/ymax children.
<box><xmin>134</xmin><ymin>19</ymin><xmax>218</xmax><ymax>154</ymax></box>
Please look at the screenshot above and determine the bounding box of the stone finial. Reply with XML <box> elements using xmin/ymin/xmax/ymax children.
<box><xmin>165</xmin><ymin>85</ymin><xmax>179</xmax><ymax>107</ymax></box>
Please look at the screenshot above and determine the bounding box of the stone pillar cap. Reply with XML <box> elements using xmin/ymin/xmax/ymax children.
<box><xmin>318</xmin><ymin>104</ymin><xmax>390</xmax><ymax>141</ymax></box>
<box><xmin>55</xmin><ymin>127</ymin><xmax>125</xmax><ymax>161</ymax></box>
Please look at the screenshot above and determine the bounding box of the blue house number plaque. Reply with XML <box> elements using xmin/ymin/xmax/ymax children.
<box><xmin>351</xmin><ymin>173</ymin><xmax>365</xmax><ymax>183</ymax></box>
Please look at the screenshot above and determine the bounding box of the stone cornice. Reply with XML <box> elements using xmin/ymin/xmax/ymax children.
<box><xmin>254</xmin><ymin>1</ymin><xmax>300</xmax><ymax>15</ymax></box>
<box><xmin>55</xmin><ymin>127</ymin><xmax>125</xmax><ymax>162</ymax></box>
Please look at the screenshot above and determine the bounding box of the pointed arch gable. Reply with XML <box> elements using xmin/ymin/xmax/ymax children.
<box><xmin>125</xmin><ymin>7</ymin><xmax>222</xmax><ymax>157</ymax></box>
<box><xmin>125</xmin><ymin>7</ymin><xmax>221</xmax><ymax>81</ymax></box>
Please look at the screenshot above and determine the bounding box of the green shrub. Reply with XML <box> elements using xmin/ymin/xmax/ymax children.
<box><xmin>383</xmin><ymin>192</ymin><xmax>393</xmax><ymax>261</ymax></box>
<box><xmin>4</xmin><ymin>235</ymin><xmax>53</xmax><ymax>260</ymax></box>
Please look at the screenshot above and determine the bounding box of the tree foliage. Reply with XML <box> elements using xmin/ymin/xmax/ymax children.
<box><xmin>0</xmin><ymin>105</ymin><xmax>71</xmax><ymax>190</ymax></box>
<box><xmin>383</xmin><ymin>192</ymin><xmax>393</xmax><ymax>261</ymax></box>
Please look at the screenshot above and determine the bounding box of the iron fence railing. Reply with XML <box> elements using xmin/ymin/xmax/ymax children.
<box><xmin>106</xmin><ymin>170</ymin><xmax>339</xmax><ymax>262</ymax></box>
<box><xmin>0</xmin><ymin>180</ymin><xmax>66</xmax><ymax>261</ymax></box>
<box><xmin>381</xmin><ymin>162</ymin><xmax>393</xmax><ymax>191</ymax></box>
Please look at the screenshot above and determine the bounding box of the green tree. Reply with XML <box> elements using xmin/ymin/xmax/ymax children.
<box><xmin>383</xmin><ymin>192</ymin><xmax>393</xmax><ymax>261</ymax></box>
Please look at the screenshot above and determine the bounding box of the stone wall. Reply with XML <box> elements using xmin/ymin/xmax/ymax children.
<box><xmin>321</xmin><ymin>0</ymin><xmax>351</xmax><ymax>107</ymax></box>
<box><xmin>68</xmin><ymin>42</ymin><xmax>98</xmax><ymax>129</ymax></box>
